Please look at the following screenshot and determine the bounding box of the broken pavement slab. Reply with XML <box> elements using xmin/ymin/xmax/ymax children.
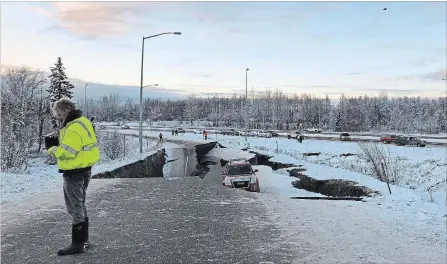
<box><xmin>288</xmin><ymin>168</ymin><xmax>379</xmax><ymax>198</ymax></box>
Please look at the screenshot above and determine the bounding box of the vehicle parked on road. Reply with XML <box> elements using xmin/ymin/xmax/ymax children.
<box><xmin>379</xmin><ymin>134</ymin><xmax>398</xmax><ymax>144</ymax></box>
<box><xmin>395</xmin><ymin>136</ymin><xmax>426</xmax><ymax>147</ymax></box>
<box><xmin>237</xmin><ymin>130</ymin><xmax>248</xmax><ymax>137</ymax></box>
<box><xmin>193</xmin><ymin>129</ymin><xmax>202</xmax><ymax>134</ymax></box>
<box><xmin>340</xmin><ymin>133</ymin><xmax>351</xmax><ymax>141</ymax></box>
<box><xmin>221</xmin><ymin>129</ymin><xmax>236</xmax><ymax>136</ymax></box>
<box><xmin>267</xmin><ymin>131</ymin><xmax>279</xmax><ymax>137</ymax></box>
<box><xmin>99</xmin><ymin>125</ymin><xmax>106</xmax><ymax>129</ymax></box>
<box><xmin>258</xmin><ymin>131</ymin><xmax>272</xmax><ymax>138</ymax></box>
<box><xmin>121</xmin><ymin>125</ymin><xmax>130</xmax><ymax>129</ymax></box>
<box><xmin>287</xmin><ymin>131</ymin><xmax>302</xmax><ymax>139</ymax></box>
<box><xmin>305</xmin><ymin>128</ymin><xmax>322</xmax><ymax>133</ymax></box>
<box><xmin>221</xmin><ymin>159</ymin><xmax>260</xmax><ymax>192</ymax></box>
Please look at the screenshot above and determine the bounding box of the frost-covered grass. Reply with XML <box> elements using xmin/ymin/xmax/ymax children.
<box><xmin>225</xmin><ymin>135</ymin><xmax>446</xmax><ymax>191</ymax></box>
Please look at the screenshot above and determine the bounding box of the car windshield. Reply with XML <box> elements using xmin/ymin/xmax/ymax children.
<box><xmin>227</xmin><ymin>164</ymin><xmax>253</xmax><ymax>175</ymax></box>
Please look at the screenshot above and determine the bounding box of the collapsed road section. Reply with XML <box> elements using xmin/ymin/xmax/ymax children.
<box><xmin>93</xmin><ymin>141</ymin><xmax>218</xmax><ymax>179</ymax></box>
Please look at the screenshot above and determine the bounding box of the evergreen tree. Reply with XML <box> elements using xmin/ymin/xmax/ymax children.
<box><xmin>47</xmin><ymin>57</ymin><xmax>74</xmax><ymax>127</ymax></box>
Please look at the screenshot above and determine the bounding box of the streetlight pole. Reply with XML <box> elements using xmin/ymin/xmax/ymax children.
<box><xmin>142</xmin><ymin>84</ymin><xmax>158</xmax><ymax>129</ymax></box>
<box><xmin>139</xmin><ymin>31</ymin><xmax>181</xmax><ymax>154</ymax></box>
<box><xmin>84</xmin><ymin>83</ymin><xmax>88</xmax><ymax>117</ymax></box>
<box><xmin>245</xmin><ymin>68</ymin><xmax>249</xmax><ymax>142</ymax></box>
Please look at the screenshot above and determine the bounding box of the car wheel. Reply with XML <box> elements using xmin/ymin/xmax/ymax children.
<box><xmin>287</xmin><ymin>135</ymin><xmax>291</xmax><ymax>139</ymax></box>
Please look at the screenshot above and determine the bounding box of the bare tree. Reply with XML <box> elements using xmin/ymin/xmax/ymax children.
<box><xmin>96</xmin><ymin>130</ymin><xmax>126</xmax><ymax>160</ymax></box>
<box><xmin>37</xmin><ymin>84</ymin><xmax>51</xmax><ymax>152</ymax></box>
<box><xmin>357</xmin><ymin>141</ymin><xmax>400</xmax><ymax>192</ymax></box>
<box><xmin>1</xmin><ymin>67</ymin><xmax>46</xmax><ymax>170</ymax></box>
<box><xmin>186</xmin><ymin>94</ymin><xmax>197</xmax><ymax>126</ymax></box>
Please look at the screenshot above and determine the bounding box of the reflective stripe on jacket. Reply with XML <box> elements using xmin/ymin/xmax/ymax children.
<box><xmin>48</xmin><ymin>116</ymin><xmax>100</xmax><ymax>171</ymax></box>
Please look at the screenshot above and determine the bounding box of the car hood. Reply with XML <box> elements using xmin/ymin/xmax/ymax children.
<box><xmin>226</xmin><ymin>175</ymin><xmax>254</xmax><ymax>181</ymax></box>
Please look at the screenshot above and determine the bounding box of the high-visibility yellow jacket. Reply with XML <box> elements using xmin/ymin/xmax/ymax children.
<box><xmin>48</xmin><ymin>114</ymin><xmax>100</xmax><ymax>172</ymax></box>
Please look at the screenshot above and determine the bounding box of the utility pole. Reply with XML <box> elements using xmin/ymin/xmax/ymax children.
<box><xmin>245</xmin><ymin>68</ymin><xmax>249</xmax><ymax>142</ymax></box>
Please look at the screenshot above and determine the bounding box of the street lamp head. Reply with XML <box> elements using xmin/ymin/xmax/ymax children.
<box><xmin>143</xmin><ymin>84</ymin><xmax>158</xmax><ymax>88</ymax></box>
<box><xmin>246</xmin><ymin>68</ymin><xmax>249</xmax><ymax>71</ymax></box>
<box><xmin>173</xmin><ymin>32</ymin><xmax>182</xmax><ymax>35</ymax></box>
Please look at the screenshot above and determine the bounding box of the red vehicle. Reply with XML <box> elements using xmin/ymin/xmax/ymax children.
<box><xmin>221</xmin><ymin>159</ymin><xmax>260</xmax><ymax>192</ymax></box>
<box><xmin>379</xmin><ymin>134</ymin><xmax>398</xmax><ymax>144</ymax></box>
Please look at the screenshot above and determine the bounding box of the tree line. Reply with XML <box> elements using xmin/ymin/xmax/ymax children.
<box><xmin>82</xmin><ymin>91</ymin><xmax>446</xmax><ymax>134</ymax></box>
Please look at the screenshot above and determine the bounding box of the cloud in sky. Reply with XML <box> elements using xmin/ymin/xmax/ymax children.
<box><xmin>33</xmin><ymin>2</ymin><xmax>146</xmax><ymax>38</ymax></box>
<box><xmin>2</xmin><ymin>2</ymin><xmax>446</xmax><ymax>98</ymax></box>
<box><xmin>419</xmin><ymin>69</ymin><xmax>447</xmax><ymax>82</ymax></box>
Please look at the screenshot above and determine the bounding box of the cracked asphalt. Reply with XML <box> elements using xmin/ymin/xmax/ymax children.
<box><xmin>1</xmin><ymin>161</ymin><xmax>301</xmax><ymax>264</ymax></box>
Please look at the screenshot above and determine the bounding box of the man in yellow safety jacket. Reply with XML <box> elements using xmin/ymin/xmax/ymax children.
<box><xmin>46</xmin><ymin>97</ymin><xmax>100</xmax><ymax>256</ymax></box>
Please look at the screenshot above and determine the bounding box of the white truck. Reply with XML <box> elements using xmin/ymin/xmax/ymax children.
<box><xmin>305</xmin><ymin>128</ymin><xmax>322</xmax><ymax>133</ymax></box>
<box><xmin>287</xmin><ymin>131</ymin><xmax>303</xmax><ymax>139</ymax></box>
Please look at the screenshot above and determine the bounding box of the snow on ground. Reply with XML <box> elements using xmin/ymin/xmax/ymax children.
<box><xmin>258</xmin><ymin>193</ymin><xmax>446</xmax><ymax>264</ymax></box>
<box><xmin>253</xmin><ymin>165</ymin><xmax>324</xmax><ymax>198</ymax></box>
<box><xmin>206</xmin><ymin>147</ymin><xmax>255</xmax><ymax>162</ymax></box>
<box><xmin>1</xmin><ymin>157</ymin><xmax>62</xmax><ymax>205</ymax></box>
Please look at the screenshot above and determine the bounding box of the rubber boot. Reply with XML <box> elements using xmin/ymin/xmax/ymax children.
<box><xmin>84</xmin><ymin>217</ymin><xmax>90</xmax><ymax>248</ymax></box>
<box><xmin>57</xmin><ymin>222</ymin><xmax>85</xmax><ymax>256</ymax></box>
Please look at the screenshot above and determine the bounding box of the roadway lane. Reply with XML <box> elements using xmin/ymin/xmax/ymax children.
<box><xmin>1</xmin><ymin>162</ymin><xmax>302</xmax><ymax>264</ymax></box>
<box><xmin>106</xmin><ymin>126</ymin><xmax>446</xmax><ymax>147</ymax></box>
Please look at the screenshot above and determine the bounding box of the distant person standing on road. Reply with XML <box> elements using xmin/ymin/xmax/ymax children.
<box><xmin>46</xmin><ymin>97</ymin><xmax>99</xmax><ymax>256</ymax></box>
<box><xmin>171</xmin><ymin>129</ymin><xmax>174</xmax><ymax>136</ymax></box>
<box><xmin>159</xmin><ymin>132</ymin><xmax>163</xmax><ymax>142</ymax></box>
<box><xmin>175</xmin><ymin>129</ymin><xmax>178</xmax><ymax>136</ymax></box>
<box><xmin>204</xmin><ymin>130</ymin><xmax>208</xmax><ymax>140</ymax></box>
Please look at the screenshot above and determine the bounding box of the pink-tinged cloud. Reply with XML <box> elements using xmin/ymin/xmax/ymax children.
<box><xmin>33</xmin><ymin>2</ymin><xmax>148</xmax><ymax>38</ymax></box>
<box><xmin>419</xmin><ymin>69</ymin><xmax>447</xmax><ymax>81</ymax></box>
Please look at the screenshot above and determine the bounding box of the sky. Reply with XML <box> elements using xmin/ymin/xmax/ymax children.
<box><xmin>1</xmin><ymin>1</ymin><xmax>446</xmax><ymax>100</ymax></box>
